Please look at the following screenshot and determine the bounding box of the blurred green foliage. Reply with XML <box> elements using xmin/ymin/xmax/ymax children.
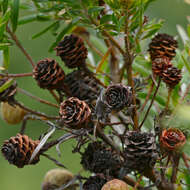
<box><xmin>0</xmin><ymin>0</ymin><xmax>190</xmax><ymax>189</ymax></box>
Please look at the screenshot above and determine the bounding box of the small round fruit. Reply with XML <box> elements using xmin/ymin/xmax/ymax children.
<box><xmin>42</xmin><ymin>168</ymin><xmax>76</xmax><ymax>190</ymax></box>
<box><xmin>101</xmin><ymin>179</ymin><xmax>129</xmax><ymax>190</ymax></box>
<box><xmin>1</xmin><ymin>102</ymin><xmax>27</xmax><ymax>124</ymax></box>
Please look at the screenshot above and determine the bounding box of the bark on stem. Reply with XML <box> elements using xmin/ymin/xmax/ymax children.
<box><xmin>6</xmin><ymin>26</ymin><xmax>35</xmax><ymax>68</ymax></box>
<box><xmin>124</xmin><ymin>15</ymin><xmax>138</xmax><ymax>130</ymax></box>
<box><xmin>0</xmin><ymin>72</ymin><xmax>33</xmax><ymax>78</ymax></box>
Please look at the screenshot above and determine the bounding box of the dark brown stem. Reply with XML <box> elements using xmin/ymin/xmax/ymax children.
<box><xmin>171</xmin><ymin>154</ymin><xmax>180</xmax><ymax>183</ymax></box>
<box><xmin>182</xmin><ymin>153</ymin><xmax>190</xmax><ymax>172</ymax></box>
<box><xmin>6</xmin><ymin>26</ymin><xmax>35</xmax><ymax>68</ymax></box>
<box><xmin>143</xmin><ymin>169</ymin><xmax>175</xmax><ymax>190</ymax></box>
<box><xmin>82</xmin><ymin>35</ymin><xmax>104</xmax><ymax>57</ymax></box>
<box><xmin>14</xmin><ymin>100</ymin><xmax>59</xmax><ymax>120</ymax></box>
<box><xmin>140</xmin><ymin>81</ymin><xmax>154</xmax><ymax>112</ymax></box>
<box><xmin>17</xmin><ymin>88</ymin><xmax>59</xmax><ymax>108</ymax></box>
<box><xmin>0</xmin><ymin>72</ymin><xmax>33</xmax><ymax>78</ymax></box>
<box><xmin>41</xmin><ymin>153</ymin><xmax>66</xmax><ymax>168</ymax></box>
<box><xmin>96</xmin><ymin>122</ymin><xmax>121</xmax><ymax>156</ymax></box>
<box><xmin>139</xmin><ymin>78</ymin><xmax>161</xmax><ymax>129</ymax></box>
<box><xmin>49</xmin><ymin>90</ymin><xmax>60</xmax><ymax>103</ymax></box>
<box><xmin>122</xmin><ymin>176</ymin><xmax>144</xmax><ymax>190</ymax></box>
<box><xmin>165</xmin><ymin>88</ymin><xmax>172</xmax><ymax>111</ymax></box>
<box><xmin>124</xmin><ymin>14</ymin><xmax>138</xmax><ymax>130</ymax></box>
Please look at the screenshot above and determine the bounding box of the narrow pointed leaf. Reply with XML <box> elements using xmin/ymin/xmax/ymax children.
<box><xmin>11</xmin><ymin>0</ymin><xmax>20</xmax><ymax>32</ymax></box>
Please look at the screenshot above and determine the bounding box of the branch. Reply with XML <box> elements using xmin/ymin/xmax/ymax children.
<box><xmin>0</xmin><ymin>72</ymin><xmax>33</xmax><ymax>78</ymax></box>
<box><xmin>6</xmin><ymin>26</ymin><xmax>35</xmax><ymax>68</ymax></box>
<box><xmin>139</xmin><ymin>78</ymin><xmax>161</xmax><ymax>129</ymax></box>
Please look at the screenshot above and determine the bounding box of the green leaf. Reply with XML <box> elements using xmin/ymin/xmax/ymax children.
<box><xmin>0</xmin><ymin>42</ymin><xmax>11</xmax><ymax>50</ymax></box>
<box><xmin>2</xmin><ymin>0</ymin><xmax>8</xmax><ymax>14</ymax></box>
<box><xmin>18</xmin><ymin>14</ymin><xmax>37</xmax><ymax>25</ymax></box>
<box><xmin>49</xmin><ymin>18</ymin><xmax>79</xmax><ymax>52</ymax></box>
<box><xmin>3</xmin><ymin>46</ymin><xmax>9</xmax><ymax>70</ymax></box>
<box><xmin>0</xmin><ymin>9</ymin><xmax>11</xmax><ymax>40</ymax></box>
<box><xmin>32</xmin><ymin>21</ymin><xmax>59</xmax><ymax>39</ymax></box>
<box><xmin>177</xmin><ymin>24</ymin><xmax>189</xmax><ymax>44</ymax></box>
<box><xmin>11</xmin><ymin>0</ymin><xmax>20</xmax><ymax>32</ymax></box>
<box><xmin>100</xmin><ymin>15</ymin><xmax>113</xmax><ymax>25</ymax></box>
<box><xmin>88</xmin><ymin>6</ymin><xmax>104</xmax><ymax>14</ymax></box>
<box><xmin>0</xmin><ymin>78</ymin><xmax>13</xmax><ymax>93</ymax></box>
<box><xmin>187</xmin><ymin>24</ymin><xmax>190</xmax><ymax>38</ymax></box>
<box><xmin>181</xmin><ymin>55</ymin><xmax>190</xmax><ymax>74</ymax></box>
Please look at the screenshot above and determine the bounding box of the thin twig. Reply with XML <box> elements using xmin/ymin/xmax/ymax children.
<box><xmin>139</xmin><ymin>78</ymin><xmax>161</xmax><ymax>129</ymax></box>
<box><xmin>140</xmin><ymin>82</ymin><xmax>154</xmax><ymax>112</ymax></box>
<box><xmin>14</xmin><ymin>100</ymin><xmax>59</xmax><ymax>120</ymax></box>
<box><xmin>165</xmin><ymin>88</ymin><xmax>172</xmax><ymax>111</ymax></box>
<box><xmin>83</xmin><ymin>36</ymin><xmax>104</xmax><ymax>57</ymax></box>
<box><xmin>124</xmin><ymin>12</ymin><xmax>138</xmax><ymax>130</ymax></box>
<box><xmin>49</xmin><ymin>90</ymin><xmax>60</xmax><ymax>103</ymax></box>
<box><xmin>0</xmin><ymin>72</ymin><xmax>33</xmax><ymax>78</ymax></box>
<box><xmin>122</xmin><ymin>176</ymin><xmax>143</xmax><ymax>190</ymax></box>
<box><xmin>6</xmin><ymin>26</ymin><xmax>35</xmax><ymax>68</ymax></box>
<box><xmin>17</xmin><ymin>88</ymin><xmax>59</xmax><ymax>108</ymax></box>
<box><xmin>171</xmin><ymin>154</ymin><xmax>180</xmax><ymax>183</ymax></box>
<box><xmin>42</xmin><ymin>153</ymin><xmax>66</xmax><ymax>168</ymax></box>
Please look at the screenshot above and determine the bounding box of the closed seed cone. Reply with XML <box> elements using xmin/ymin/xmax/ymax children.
<box><xmin>1</xmin><ymin>102</ymin><xmax>27</xmax><ymax>124</ymax></box>
<box><xmin>42</xmin><ymin>168</ymin><xmax>76</xmax><ymax>190</ymax></box>
<box><xmin>101</xmin><ymin>179</ymin><xmax>129</xmax><ymax>190</ymax></box>
<box><xmin>152</xmin><ymin>57</ymin><xmax>172</xmax><ymax>77</ymax></box>
<box><xmin>161</xmin><ymin>66</ymin><xmax>182</xmax><ymax>88</ymax></box>
<box><xmin>33</xmin><ymin>58</ymin><xmax>65</xmax><ymax>90</ymax></box>
<box><xmin>148</xmin><ymin>33</ymin><xmax>178</xmax><ymax>61</ymax></box>
<box><xmin>1</xmin><ymin>133</ymin><xmax>40</xmax><ymax>168</ymax></box>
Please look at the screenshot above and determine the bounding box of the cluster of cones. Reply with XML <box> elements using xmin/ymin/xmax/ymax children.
<box><xmin>0</xmin><ymin>32</ymin><xmax>187</xmax><ymax>190</ymax></box>
<box><xmin>149</xmin><ymin>33</ymin><xmax>182</xmax><ymax>88</ymax></box>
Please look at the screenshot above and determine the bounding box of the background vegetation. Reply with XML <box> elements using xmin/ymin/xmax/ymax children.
<box><xmin>1</xmin><ymin>0</ymin><xmax>190</xmax><ymax>189</ymax></box>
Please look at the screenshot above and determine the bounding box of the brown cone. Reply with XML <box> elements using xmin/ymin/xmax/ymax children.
<box><xmin>81</xmin><ymin>142</ymin><xmax>121</xmax><ymax>176</ymax></box>
<box><xmin>33</xmin><ymin>58</ymin><xmax>65</xmax><ymax>90</ymax></box>
<box><xmin>123</xmin><ymin>131</ymin><xmax>158</xmax><ymax>173</ymax></box>
<box><xmin>83</xmin><ymin>174</ymin><xmax>108</xmax><ymax>190</ymax></box>
<box><xmin>161</xmin><ymin>66</ymin><xmax>182</xmax><ymax>88</ymax></box>
<box><xmin>148</xmin><ymin>33</ymin><xmax>178</xmax><ymax>61</ymax></box>
<box><xmin>1</xmin><ymin>133</ymin><xmax>40</xmax><ymax>168</ymax></box>
<box><xmin>64</xmin><ymin>70</ymin><xmax>100</xmax><ymax>103</ymax></box>
<box><xmin>55</xmin><ymin>34</ymin><xmax>88</xmax><ymax>68</ymax></box>
<box><xmin>59</xmin><ymin>97</ymin><xmax>91</xmax><ymax>129</ymax></box>
<box><xmin>152</xmin><ymin>57</ymin><xmax>172</xmax><ymax>77</ymax></box>
<box><xmin>0</xmin><ymin>78</ymin><xmax>17</xmax><ymax>104</ymax></box>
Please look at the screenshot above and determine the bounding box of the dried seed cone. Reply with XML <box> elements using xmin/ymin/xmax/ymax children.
<box><xmin>42</xmin><ymin>168</ymin><xmax>76</xmax><ymax>190</ymax></box>
<box><xmin>123</xmin><ymin>131</ymin><xmax>158</xmax><ymax>172</ymax></box>
<box><xmin>160</xmin><ymin>128</ymin><xmax>186</xmax><ymax>152</ymax></box>
<box><xmin>104</xmin><ymin>84</ymin><xmax>132</xmax><ymax>111</ymax></box>
<box><xmin>101</xmin><ymin>179</ymin><xmax>129</xmax><ymax>190</ymax></box>
<box><xmin>161</xmin><ymin>66</ymin><xmax>182</xmax><ymax>88</ymax></box>
<box><xmin>148</xmin><ymin>33</ymin><xmax>178</xmax><ymax>61</ymax></box>
<box><xmin>55</xmin><ymin>34</ymin><xmax>88</xmax><ymax>68</ymax></box>
<box><xmin>83</xmin><ymin>175</ymin><xmax>108</xmax><ymax>190</ymax></box>
<box><xmin>59</xmin><ymin>97</ymin><xmax>91</xmax><ymax>129</ymax></box>
<box><xmin>1</xmin><ymin>102</ymin><xmax>27</xmax><ymax>124</ymax></box>
<box><xmin>81</xmin><ymin>142</ymin><xmax>121</xmax><ymax>176</ymax></box>
<box><xmin>64</xmin><ymin>70</ymin><xmax>100</xmax><ymax>103</ymax></box>
<box><xmin>1</xmin><ymin>133</ymin><xmax>40</xmax><ymax>168</ymax></box>
<box><xmin>0</xmin><ymin>78</ymin><xmax>17</xmax><ymax>104</ymax></box>
<box><xmin>33</xmin><ymin>58</ymin><xmax>65</xmax><ymax>90</ymax></box>
<box><xmin>152</xmin><ymin>57</ymin><xmax>172</xmax><ymax>77</ymax></box>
